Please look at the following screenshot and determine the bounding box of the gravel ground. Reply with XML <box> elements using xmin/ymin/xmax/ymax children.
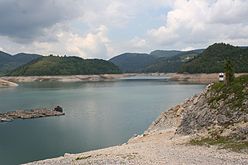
<box><xmin>25</xmin><ymin>129</ymin><xmax>248</xmax><ymax>165</ymax></box>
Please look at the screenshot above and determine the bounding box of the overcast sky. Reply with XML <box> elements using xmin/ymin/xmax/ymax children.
<box><xmin>0</xmin><ymin>0</ymin><xmax>247</xmax><ymax>59</ymax></box>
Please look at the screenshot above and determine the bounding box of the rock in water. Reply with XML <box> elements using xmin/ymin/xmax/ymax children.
<box><xmin>54</xmin><ymin>106</ymin><xmax>63</xmax><ymax>112</ymax></box>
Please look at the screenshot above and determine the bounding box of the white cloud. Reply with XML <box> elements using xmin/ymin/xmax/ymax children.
<box><xmin>0</xmin><ymin>0</ymin><xmax>83</xmax><ymax>41</ymax></box>
<box><xmin>0</xmin><ymin>25</ymin><xmax>112</xmax><ymax>59</ymax></box>
<box><xmin>60</xmin><ymin>25</ymin><xmax>113</xmax><ymax>59</ymax></box>
<box><xmin>80</xmin><ymin>0</ymin><xmax>135</xmax><ymax>28</ymax></box>
<box><xmin>144</xmin><ymin>0</ymin><xmax>248</xmax><ymax>50</ymax></box>
<box><xmin>130</xmin><ymin>37</ymin><xmax>148</xmax><ymax>49</ymax></box>
<box><xmin>0</xmin><ymin>0</ymin><xmax>248</xmax><ymax>59</ymax></box>
<box><xmin>208</xmin><ymin>0</ymin><xmax>248</xmax><ymax>24</ymax></box>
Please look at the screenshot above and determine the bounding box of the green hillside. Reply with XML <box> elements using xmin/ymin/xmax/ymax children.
<box><xmin>3</xmin><ymin>43</ymin><xmax>248</xmax><ymax>75</ymax></box>
<box><xmin>109</xmin><ymin>53</ymin><xmax>156</xmax><ymax>72</ymax></box>
<box><xmin>149</xmin><ymin>50</ymin><xmax>182</xmax><ymax>58</ymax></box>
<box><xmin>8</xmin><ymin>55</ymin><xmax>121</xmax><ymax>76</ymax></box>
<box><xmin>110</xmin><ymin>49</ymin><xmax>204</xmax><ymax>73</ymax></box>
<box><xmin>180</xmin><ymin>43</ymin><xmax>248</xmax><ymax>73</ymax></box>
<box><xmin>109</xmin><ymin>50</ymin><xmax>185</xmax><ymax>73</ymax></box>
<box><xmin>144</xmin><ymin>50</ymin><xmax>202</xmax><ymax>73</ymax></box>
<box><xmin>0</xmin><ymin>51</ymin><xmax>41</xmax><ymax>75</ymax></box>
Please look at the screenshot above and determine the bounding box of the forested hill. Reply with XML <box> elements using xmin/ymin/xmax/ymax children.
<box><xmin>8</xmin><ymin>56</ymin><xmax>121</xmax><ymax>76</ymax></box>
<box><xmin>109</xmin><ymin>50</ymin><xmax>189</xmax><ymax>72</ymax></box>
<box><xmin>180</xmin><ymin>43</ymin><xmax>248</xmax><ymax>73</ymax></box>
<box><xmin>110</xmin><ymin>43</ymin><xmax>248</xmax><ymax>73</ymax></box>
<box><xmin>2</xmin><ymin>43</ymin><xmax>248</xmax><ymax>76</ymax></box>
<box><xmin>109</xmin><ymin>49</ymin><xmax>204</xmax><ymax>73</ymax></box>
<box><xmin>149</xmin><ymin>50</ymin><xmax>182</xmax><ymax>58</ymax></box>
<box><xmin>144</xmin><ymin>49</ymin><xmax>203</xmax><ymax>73</ymax></box>
<box><xmin>0</xmin><ymin>51</ymin><xmax>41</xmax><ymax>75</ymax></box>
<box><xmin>109</xmin><ymin>53</ymin><xmax>157</xmax><ymax>72</ymax></box>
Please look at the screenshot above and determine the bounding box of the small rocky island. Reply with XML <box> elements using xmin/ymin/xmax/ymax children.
<box><xmin>0</xmin><ymin>106</ymin><xmax>65</xmax><ymax>122</ymax></box>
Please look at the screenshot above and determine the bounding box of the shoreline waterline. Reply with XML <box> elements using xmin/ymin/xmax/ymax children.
<box><xmin>2</xmin><ymin>73</ymin><xmax>248</xmax><ymax>86</ymax></box>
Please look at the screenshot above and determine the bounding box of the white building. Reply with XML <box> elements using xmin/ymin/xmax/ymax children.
<box><xmin>219</xmin><ymin>73</ymin><xmax>225</xmax><ymax>82</ymax></box>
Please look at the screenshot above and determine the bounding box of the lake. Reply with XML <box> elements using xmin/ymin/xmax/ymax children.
<box><xmin>0</xmin><ymin>78</ymin><xmax>205</xmax><ymax>165</ymax></box>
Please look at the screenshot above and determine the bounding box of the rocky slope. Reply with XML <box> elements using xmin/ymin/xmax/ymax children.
<box><xmin>179</xmin><ymin>79</ymin><xmax>247</xmax><ymax>140</ymax></box>
<box><xmin>149</xmin><ymin>75</ymin><xmax>248</xmax><ymax>143</ymax></box>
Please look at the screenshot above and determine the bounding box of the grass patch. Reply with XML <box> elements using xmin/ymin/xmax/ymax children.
<box><xmin>190</xmin><ymin>137</ymin><xmax>248</xmax><ymax>153</ymax></box>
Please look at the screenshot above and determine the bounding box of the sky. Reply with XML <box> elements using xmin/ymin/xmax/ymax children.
<box><xmin>0</xmin><ymin>0</ymin><xmax>247</xmax><ymax>59</ymax></box>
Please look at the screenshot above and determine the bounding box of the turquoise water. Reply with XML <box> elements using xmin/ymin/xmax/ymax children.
<box><xmin>0</xmin><ymin>79</ymin><xmax>205</xmax><ymax>165</ymax></box>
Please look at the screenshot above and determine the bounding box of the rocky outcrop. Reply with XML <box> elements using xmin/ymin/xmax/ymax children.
<box><xmin>54</xmin><ymin>106</ymin><xmax>63</xmax><ymax>112</ymax></box>
<box><xmin>146</xmin><ymin>104</ymin><xmax>185</xmax><ymax>133</ymax></box>
<box><xmin>147</xmin><ymin>79</ymin><xmax>248</xmax><ymax>141</ymax></box>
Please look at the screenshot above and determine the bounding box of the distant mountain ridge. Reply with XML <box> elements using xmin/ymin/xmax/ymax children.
<box><xmin>1</xmin><ymin>43</ymin><xmax>248</xmax><ymax>76</ymax></box>
<box><xmin>109</xmin><ymin>49</ymin><xmax>204</xmax><ymax>73</ymax></box>
<box><xmin>144</xmin><ymin>49</ymin><xmax>204</xmax><ymax>73</ymax></box>
<box><xmin>0</xmin><ymin>51</ymin><xmax>41</xmax><ymax>75</ymax></box>
<box><xmin>110</xmin><ymin>44</ymin><xmax>248</xmax><ymax>73</ymax></box>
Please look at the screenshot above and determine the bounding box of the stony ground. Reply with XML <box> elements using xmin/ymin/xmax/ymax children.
<box><xmin>25</xmin><ymin>129</ymin><xmax>248</xmax><ymax>165</ymax></box>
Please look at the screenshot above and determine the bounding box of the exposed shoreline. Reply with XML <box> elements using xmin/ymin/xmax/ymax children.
<box><xmin>1</xmin><ymin>74</ymin><xmax>129</xmax><ymax>83</ymax></box>
<box><xmin>2</xmin><ymin>73</ymin><xmax>248</xmax><ymax>86</ymax></box>
<box><xmin>24</xmin><ymin>84</ymin><xmax>248</xmax><ymax>165</ymax></box>
<box><xmin>0</xmin><ymin>78</ymin><xmax>18</xmax><ymax>87</ymax></box>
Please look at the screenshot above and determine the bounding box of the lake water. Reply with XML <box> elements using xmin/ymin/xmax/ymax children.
<box><xmin>0</xmin><ymin>78</ymin><xmax>205</xmax><ymax>165</ymax></box>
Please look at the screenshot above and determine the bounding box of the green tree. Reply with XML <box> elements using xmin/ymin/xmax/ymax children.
<box><xmin>224</xmin><ymin>59</ymin><xmax>234</xmax><ymax>85</ymax></box>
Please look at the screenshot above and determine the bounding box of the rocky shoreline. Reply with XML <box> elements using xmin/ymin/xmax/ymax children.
<box><xmin>0</xmin><ymin>108</ymin><xmax>65</xmax><ymax>122</ymax></box>
<box><xmin>0</xmin><ymin>78</ymin><xmax>18</xmax><ymax>87</ymax></box>
<box><xmin>24</xmin><ymin>80</ymin><xmax>248</xmax><ymax>165</ymax></box>
<box><xmin>1</xmin><ymin>74</ymin><xmax>130</xmax><ymax>83</ymax></box>
<box><xmin>24</xmin><ymin>128</ymin><xmax>248</xmax><ymax>165</ymax></box>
